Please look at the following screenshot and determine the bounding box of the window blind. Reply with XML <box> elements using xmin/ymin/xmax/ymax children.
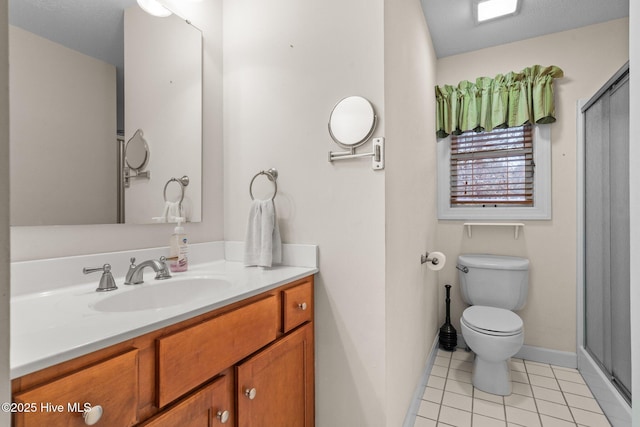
<box><xmin>450</xmin><ymin>125</ymin><xmax>534</xmax><ymax>207</ymax></box>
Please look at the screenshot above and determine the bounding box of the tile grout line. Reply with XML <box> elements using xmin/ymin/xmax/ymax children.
<box><xmin>470</xmin><ymin>360</ymin><xmax>476</xmax><ymax>427</ymax></box>
<box><xmin>551</xmin><ymin>364</ymin><xmax>579</xmax><ymax>425</ymax></box>
<box><xmin>522</xmin><ymin>361</ymin><xmax>546</xmax><ymax>427</ymax></box>
<box><xmin>439</xmin><ymin>351</ymin><xmax>449</xmax><ymax>423</ymax></box>
<box><xmin>502</xmin><ymin>380</ymin><xmax>508</xmax><ymax>426</ymax></box>
<box><xmin>437</xmin><ymin>351</ymin><xmax>451</xmax><ymax>424</ymax></box>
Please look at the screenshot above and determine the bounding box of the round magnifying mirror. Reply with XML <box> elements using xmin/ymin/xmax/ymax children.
<box><xmin>328</xmin><ymin>96</ymin><xmax>377</xmax><ymax>149</ymax></box>
<box><xmin>125</xmin><ymin>129</ymin><xmax>149</xmax><ymax>171</ymax></box>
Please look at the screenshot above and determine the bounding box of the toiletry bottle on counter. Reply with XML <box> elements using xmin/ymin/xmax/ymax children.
<box><xmin>169</xmin><ymin>218</ymin><xmax>188</xmax><ymax>272</ymax></box>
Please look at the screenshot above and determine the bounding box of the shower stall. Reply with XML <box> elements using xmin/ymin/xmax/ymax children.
<box><xmin>579</xmin><ymin>62</ymin><xmax>631</xmax><ymax>426</ymax></box>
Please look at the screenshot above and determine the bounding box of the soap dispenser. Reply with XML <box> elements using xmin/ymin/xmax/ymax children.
<box><xmin>169</xmin><ymin>217</ymin><xmax>188</xmax><ymax>272</ymax></box>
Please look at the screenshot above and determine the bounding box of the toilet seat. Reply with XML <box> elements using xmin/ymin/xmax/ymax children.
<box><xmin>462</xmin><ymin>306</ymin><xmax>523</xmax><ymax>337</ymax></box>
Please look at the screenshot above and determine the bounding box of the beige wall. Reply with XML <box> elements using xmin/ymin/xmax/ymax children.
<box><xmin>384</xmin><ymin>0</ymin><xmax>438</xmax><ymax>424</ymax></box>
<box><xmin>222</xmin><ymin>0</ymin><xmax>388</xmax><ymax>425</ymax></box>
<box><xmin>10</xmin><ymin>26</ymin><xmax>117</xmax><ymax>226</ymax></box>
<box><xmin>435</xmin><ymin>19</ymin><xmax>629</xmax><ymax>353</ymax></box>
<box><xmin>9</xmin><ymin>0</ymin><xmax>223</xmax><ymax>260</ymax></box>
<box><xmin>0</xmin><ymin>0</ymin><xmax>9</xmax><ymax>422</ymax></box>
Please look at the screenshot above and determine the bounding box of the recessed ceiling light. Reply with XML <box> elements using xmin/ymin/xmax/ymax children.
<box><xmin>475</xmin><ymin>0</ymin><xmax>520</xmax><ymax>23</ymax></box>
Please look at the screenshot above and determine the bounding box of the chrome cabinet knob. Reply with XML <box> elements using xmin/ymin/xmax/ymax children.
<box><xmin>82</xmin><ymin>405</ymin><xmax>103</xmax><ymax>425</ymax></box>
<box><xmin>245</xmin><ymin>387</ymin><xmax>257</xmax><ymax>400</ymax></box>
<box><xmin>298</xmin><ymin>302</ymin><xmax>307</xmax><ymax>311</ymax></box>
<box><xmin>217</xmin><ymin>410</ymin><xmax>230</xmax><ymax>423</ymax></box>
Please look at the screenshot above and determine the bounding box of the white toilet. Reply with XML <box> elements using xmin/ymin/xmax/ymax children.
<box><xmin>458</xmin><ymin>254</ymin><xmax>529</xmax><ymax>396</ymax></box>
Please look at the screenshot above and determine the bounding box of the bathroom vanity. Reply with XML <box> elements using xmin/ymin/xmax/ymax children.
<box><xmin>9</xmin><ymin>243</ymin><xmax>317</xmax><ymax>426</ymax></box>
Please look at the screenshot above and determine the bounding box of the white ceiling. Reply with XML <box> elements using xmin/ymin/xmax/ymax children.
<box><xmin>421</xmin><ymin>0</ymin><xmax>629</xmax><ymax>58</ymax></box>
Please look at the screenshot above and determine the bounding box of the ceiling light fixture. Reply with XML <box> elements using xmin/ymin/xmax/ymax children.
<box><xmin>136</xmin><ymin>0</ymin><xmax>172</xmax><ymax>17</ymax></box>
<box><xmin>475</xmin><ymin>0</ymin><xmax>520</xmax><ymax>23</ymax></box>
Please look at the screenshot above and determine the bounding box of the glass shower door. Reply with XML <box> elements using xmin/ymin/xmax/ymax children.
<box><xmin>583</xmin><ymin>70</ymin><xmax>631</xmax><ymax>402</ymax></box>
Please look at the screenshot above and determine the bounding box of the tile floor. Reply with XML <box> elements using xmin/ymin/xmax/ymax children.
<box><xmin>414</xmin><ymin>349</ymin><xmax>611</xmax><ymax>427</ymax></box>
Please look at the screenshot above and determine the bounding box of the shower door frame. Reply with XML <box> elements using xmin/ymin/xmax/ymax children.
<box><xmin>576</xmin><ymin>62</ymin><xmax>631</xmax><ymax>427</ymax></box>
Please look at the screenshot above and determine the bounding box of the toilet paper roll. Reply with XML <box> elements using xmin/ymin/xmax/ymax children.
<box><xmin>427</xmin><ymin>251</ymin><xmax>446</xmax><ymax>271</ymax></box>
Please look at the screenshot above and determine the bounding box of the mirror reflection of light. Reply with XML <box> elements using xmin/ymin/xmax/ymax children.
<box><xmin>137</xmin><ymin>0</ymin><xmax>172</xmax><ymax>17</ymax></box>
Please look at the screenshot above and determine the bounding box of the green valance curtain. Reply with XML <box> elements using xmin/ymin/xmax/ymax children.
<box><xmin>435</xmin><ymin>65</ymin><xmax>564</xmax><ymax>138</ymax></box>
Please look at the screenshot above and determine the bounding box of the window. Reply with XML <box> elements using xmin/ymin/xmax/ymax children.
<box><xmin>451</xmin><ymin>126</ymin><xmax>533</xmax><ymax>207</ymax></box>
<box><xmin>437</xmin><ymin>125</ymin><xmax>551</xmax><ymax>220</ymax></box>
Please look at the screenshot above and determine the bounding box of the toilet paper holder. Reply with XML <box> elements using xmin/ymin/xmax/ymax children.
<box><xmin>421</xmin><ymin>251</ymin><xmax>446</xmax><ymax>270</ymax></box>
<box><xmin>421</xmin><ymin>252</ymin><xmax>439</xmax><ymax>266</ymax></box>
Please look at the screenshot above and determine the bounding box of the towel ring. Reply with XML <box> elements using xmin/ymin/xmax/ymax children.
<box><xmin>164</xmin><ymin>175</ymin><xmax>190</xmax><ymax>205</ymax></box>
<box><xmin>249</xmin><ymin>168</ymin><xmax>278</xmax><ymax>201</ymax></box>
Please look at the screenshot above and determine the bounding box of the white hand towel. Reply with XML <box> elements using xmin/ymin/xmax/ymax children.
<box><xmin>244</xmin><ymin>199</ymin><xmax>282</xmax><ymax>267</ymax></box>
<box><xmin>153</xmin><ymin>201</ymin><xmax>184</xmax><ymax>223</ymax></box>
<box><xmin>166</xmin><ymin>201</ymin><xmax>184</xmax><ymax>223</ymax></box>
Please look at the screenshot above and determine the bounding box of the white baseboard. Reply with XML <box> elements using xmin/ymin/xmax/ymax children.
<box><xmin>514</xmin><ymin>344</ymin><xmax>577</xmax><ymax>369</ymax></box>
<box><xmin>456</xmin><ymin>334</ymin><xmax>577</xmax><ymax>368</ymax></box>
<box><xmin>402</xmin><ymin>335</ymin><xmax>440</xmax><ymax>427</ymax></box>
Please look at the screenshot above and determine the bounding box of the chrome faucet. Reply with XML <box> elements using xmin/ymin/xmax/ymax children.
<box><xmin>124</xmin><ymin>257</ymin><xmax>172</xmax><ymax>285</ymax></box>
<box><xmin>83</xmin><ymin>263</ymin><xmax>118</xmax><ymax>292</ymax></box>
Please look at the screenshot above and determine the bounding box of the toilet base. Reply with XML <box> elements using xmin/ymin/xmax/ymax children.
<box><xmin>472</xmin><ymin>356</ymin><xmax>512</xmax><ymax>396</ymax></box>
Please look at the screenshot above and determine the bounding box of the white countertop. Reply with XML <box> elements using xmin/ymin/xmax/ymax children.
<box><xmin>11</xmin><ymin>257</ymin><xmax>317</xmax><ymax>379</ymax></box>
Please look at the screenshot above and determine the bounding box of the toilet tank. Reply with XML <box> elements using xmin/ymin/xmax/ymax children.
<box><xmin>458</xmin><ymin>254</ymin><xmax>529</xmax><ymax>310</ymax></box>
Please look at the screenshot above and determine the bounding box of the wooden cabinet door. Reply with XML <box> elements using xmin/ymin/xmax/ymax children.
<box><xmin>141</xmin><ymin>375</ymin><xmax>233</xmax><ymax>427</ymax></box>
<box><xmin>236</xmin><ymin>324</ymin><xmax>314</xmax><ymax>427</ymax></box>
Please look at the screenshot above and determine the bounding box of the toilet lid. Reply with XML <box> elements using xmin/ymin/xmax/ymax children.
<box><xmin>462</xmin><ymin>306</ymin><xmax>523</xmax><ymax>336</ymax></box>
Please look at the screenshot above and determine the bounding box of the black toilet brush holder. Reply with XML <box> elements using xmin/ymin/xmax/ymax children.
<box><xmin>439</xmin><ymin>284</ymin><xmax>458</xmax><ymax>351</ymax></box>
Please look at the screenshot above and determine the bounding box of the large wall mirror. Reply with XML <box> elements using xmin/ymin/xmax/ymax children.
<box><xmin>8</xmin><ymin>0</ymin><xmax>203</xmax><ymax>226</ymax></box>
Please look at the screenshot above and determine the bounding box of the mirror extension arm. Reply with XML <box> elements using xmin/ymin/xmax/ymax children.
<box><xmin>328</xmin><ymin>137</ymin><xmax>385</xmax><ymax>170</ymax></box>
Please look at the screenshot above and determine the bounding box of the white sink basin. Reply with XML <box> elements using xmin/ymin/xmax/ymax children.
<box><xmin>91</xmin><ymin>276</ymin><xmax>232</xmax><ymax>312</ymax></box>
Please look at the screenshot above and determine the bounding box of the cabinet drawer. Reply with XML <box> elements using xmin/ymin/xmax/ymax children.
<box><xmin>282</xmin><ymin>280</ymin><xmax>313</xmax><ymax>332</ymax></box>
<box><xmin>157</xmin><ymin>295</ymin><xmax>278</xmax><ymax>407</ymax></box>
<box><xmin>13</xmin><ymin>349</ymin><xmax>139</xmax><ymax>427</ymax></box>
<box><xmin>141</xmin><ymin>374</ymin><xmax>233</xmax><ymax>427</ymax></box>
